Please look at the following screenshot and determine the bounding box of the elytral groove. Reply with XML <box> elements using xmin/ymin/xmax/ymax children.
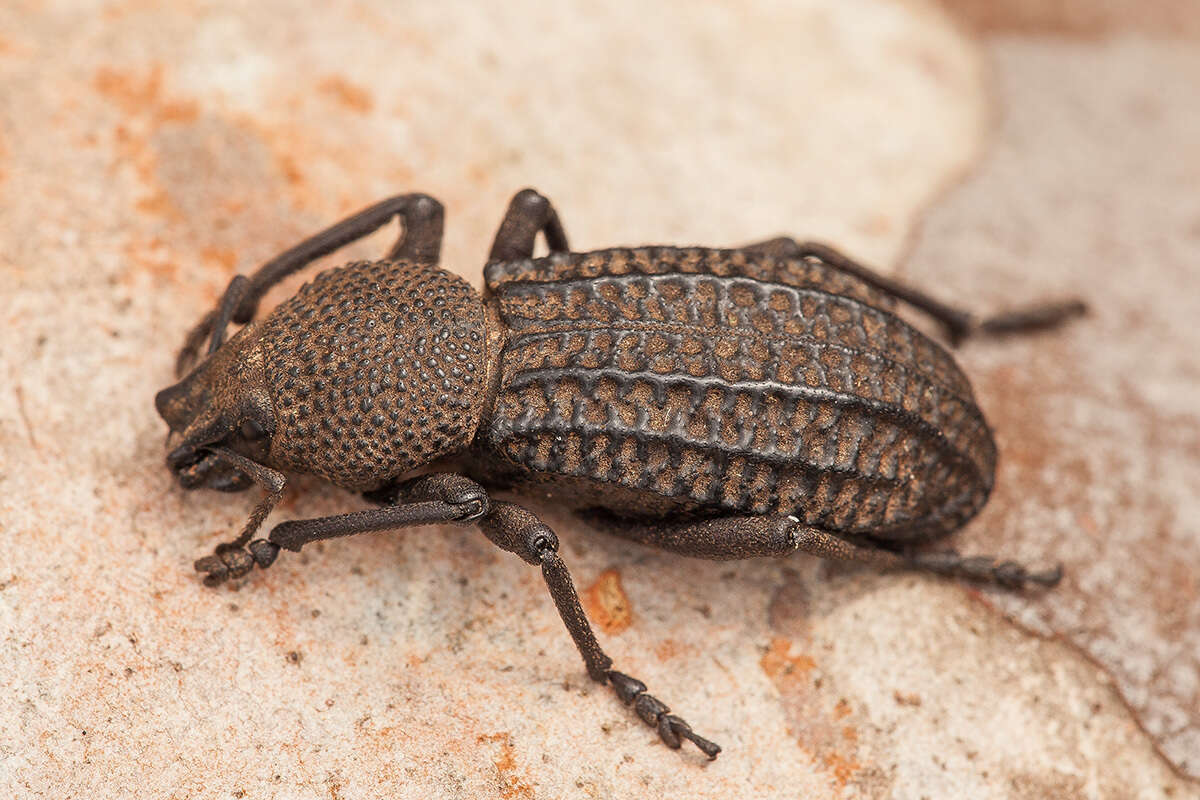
<box><xmin>501</xmin><ymin>365</ymin><xmax>983</xmax><ymax>486</ymax></box>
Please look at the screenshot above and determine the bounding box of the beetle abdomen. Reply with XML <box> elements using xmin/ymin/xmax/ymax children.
<box><xmin>483</xmin><ymin>249</ymin><xmax>995</xmax><ymax>542</ymax></box>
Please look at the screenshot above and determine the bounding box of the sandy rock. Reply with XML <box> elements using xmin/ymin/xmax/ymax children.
<box><xmin>0</xmin><ymin>0</ymin><xmax>1196</xmax><ymax>797</ymax></box>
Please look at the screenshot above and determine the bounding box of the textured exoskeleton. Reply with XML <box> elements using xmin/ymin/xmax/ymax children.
<box><xmin>156</xmin><ymin>189</ymin><xmax>1085</xmax><ymax>759</ymax></box>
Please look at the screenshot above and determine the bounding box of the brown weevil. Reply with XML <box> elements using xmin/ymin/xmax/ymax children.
<box><xmin>156</xmin><ymin>189</ymin><xmax>1086</xmax><ymax>759</ymax></box>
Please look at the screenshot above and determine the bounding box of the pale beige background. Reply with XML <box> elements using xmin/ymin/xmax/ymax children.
<box><xmin>1</xmin><ymin>1</ymin><xmax>1197</xmax><ymax>797</ymax></box>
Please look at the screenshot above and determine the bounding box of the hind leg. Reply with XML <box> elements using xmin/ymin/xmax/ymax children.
<box><xmin>744</xmin><ymin>237</ymin><xmax>1086</xmax><ymax>344</ymax></box>
<box><xmin>583</xmin><ymin>511</ymin><xmax>1062</xmax><ymax>590</ymax></box>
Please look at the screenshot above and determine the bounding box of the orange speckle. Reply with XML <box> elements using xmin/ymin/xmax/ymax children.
<box><xmin>200</xmin><ymin>246</ymin><xmax>238</xmax><ymax>272</ymax></box>
<box><xmin>92</xmin><ymin>64</ymin><xmax>196</xmax><ymax>223</ymax></box>
<box><xmin>583</xmin><ymin>568</ymin><xmax>632</xmax><ymax>634</ymax></box>
<box><xmin>833</xmin><ymin>697</ymin><xmax>852</xmax><ymax>719</ymax></box>
<box><xmin>94</xmin><ymin>65</ymin><xmax>165</xmax><ymax>114</ymax></box>
<box><xmin>217</xmin><ymin>196</ymin><xmax>249</xmax><ymax>216</ymax></box>
<box><xmin>123</xmin><ymin>236</ymin><xmax>178</xmax><ymax>281</ymax></box>
<box><xmin>476</xmin><ymin>733</ymin><xmax>534</xmax><ymax>799</ymax></box>
<box><xmin>135</xmin><ymin>190</ymin><xmax>175</xmax><ymax>217</ymax></box>
<box><xmin>277</xmin><ymin>152</ymin><xmax>305</xmax><ymax>189</ymax></box>
<box><xmin>822</xmin><ymin>751</ymin><xmax>863</xmax><ymax>788</ymax></box>
<box><xmin>841</xmin><ymin>725</ymin><xmax>858</xmax><ymax>743</ymax></box>
<box><xmin>158</xmin><ymin>100</ymin><xmax>199</xmax><ymax>124</ymax></box>
<box><xmin>654</xmin><ymin>638</ymin><xmax>683</xmax><ymax>662</ymax></box>
<box><xmin>318</xmin><ymin>76</ymin><xmax>374</xmax><ymax>114</ymax></box>
<box><xmin>759</xmin><ymin>637</ymin><xmax>816</xmax><ymax>685</ymax></box>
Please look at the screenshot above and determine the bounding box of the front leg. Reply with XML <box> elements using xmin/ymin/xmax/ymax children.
<box><xmin>192</xmin><ymin>448</ymin><xmax>286</xmax><ymax>586</ymax></box>
<box><xmin>197</xmin><ymin>472</ymin><xmax>490</xmax><ymax>587</ymax></box>
<box><xmin>176</xmin><ymin>193</ymin><xmax>445</xmax><ymax>375</ymax></box>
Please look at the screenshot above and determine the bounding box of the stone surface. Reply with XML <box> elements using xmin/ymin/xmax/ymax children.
<box><xmin>0</xmin><ymin>1</ymin><xmax>1196</xmax><ymax>797</ymax></box>
<box><xmin>910</xmin><ymin>35</ymin><xmax>1200</xmax><ymax>776</ymax></box>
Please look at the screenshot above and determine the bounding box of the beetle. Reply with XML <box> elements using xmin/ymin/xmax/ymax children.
<box><xmin>155</xmin><ymin>189</ymin><xmax>1085</xmax><ymax>759</ymax></box>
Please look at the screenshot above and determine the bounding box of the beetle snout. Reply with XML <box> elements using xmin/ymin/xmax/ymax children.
<box><xmin>167</xmin><ymin>443</ymin><xmax>203</xmax><ymax>471</ymax></box>
<box><xmin>169</xmin><ymin>445</ymin><xmax>253</xmax><ymax>492</ymax></box>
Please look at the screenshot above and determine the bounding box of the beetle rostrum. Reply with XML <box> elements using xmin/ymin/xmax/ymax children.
<box><xmin>157</xmin><ymin>189</ymin><xmax>1086</xmax><ymax>759</ymax></box>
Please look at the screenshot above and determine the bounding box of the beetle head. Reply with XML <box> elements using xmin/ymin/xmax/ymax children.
<box><xmin>155</xmin><ymin>324</ymin><xmax>274</xmax><ymax>492</ymax></box>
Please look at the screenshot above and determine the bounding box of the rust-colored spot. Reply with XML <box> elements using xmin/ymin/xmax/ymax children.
<box><xmin>200</xmin><ymin>246</ymin><xmax>238</xmax><ymax>273</ymax></box>
<box><xmin>94</xmin><ymin>65</ymin><xmax>164</xmax><ymax>113</ymax></box>
<box><xmin>759</xmin><ymin>636</ymin><xmax>817</xmax><ymax>685</ymax></box>
<box><xmin>318</xmin><ymin>76</ymin><xmax>375</xmax><ymax>114</ymax></box>
<box><xmin>123</xmin><ymin>236</ymin><xmax>177</xmax><ymax>280</ymax></box>
<box><xmin>94</xmin><ymin>65</ymin><xmax>198</xmax><ymax>122</ymax></box>
<box><xmin>833</xmin><ymin>697</ymin><xmax>852</xmax><ymax>719</ymax></box>
<box><xmin>476</xmin><ymin>733</ymin><xmax>534</xmax><ymax>800</ymax></box>
<box><xmin>277</xmin><ymin>152</ymin><xmax>305</xmax><ymax>189</ymax></box>
<box><xmin>583</xmin><ymin>569</ymin><xmax>632</xmax><ymax>634</ymax></box>
<box><xmin>158</xmin><ymin>100</ymin><xmax>199</xmax><ymax>125</ymax></box>
<box><xmin>91</xmin><ymin>65</ymin><xmax>200</xmax><ymax>223</ymax></box>
<box><xmin>822</xmin><ymin>750</ymin><xmax>863</xmax><ymax>789</ymax></box>
<box><xmin>654</xmin><ymin>638</ymin><xmax>686</xmax><ymax>662</ymax></box>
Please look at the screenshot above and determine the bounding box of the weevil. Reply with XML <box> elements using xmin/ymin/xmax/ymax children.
<box><xmin>155</xmin><ymin>189</ymin><xmax>1086</xmax><ymax>759</ymax></box>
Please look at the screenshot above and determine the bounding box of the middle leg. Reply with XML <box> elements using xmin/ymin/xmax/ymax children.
<box><xmin>478</xmin><ymin>500</ymin><xmax>722</xmax><ymax>758</ymax></box>
<box><xmin>487</xmin><ymin>188</ymin><xmax>571</xmax><ymax>262</ymax></box>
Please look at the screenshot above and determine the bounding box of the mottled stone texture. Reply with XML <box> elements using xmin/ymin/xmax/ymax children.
<box><xmin>0</xmin><ymin>1</ymin><xmax>1197</xmax><ymax>798</ymax></box>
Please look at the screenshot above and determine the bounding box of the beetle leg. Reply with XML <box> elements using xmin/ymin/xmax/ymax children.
<box><xmin>176</xmin><ymin>193</ymin><xmax>444</xmax><ymax>375</ymax></box>
<box><xmin>743</xmin><ymin>237</ymin><xmax>1086</xmax><ymax>345</ymax></box>
<box><xmin>249</xmin><ymin>472</ymin><xmax>490</xmax><ymax>560</ymax></box>
<box><xmin>200</xmin><ymin>472</ymin><xmax>723</xmax><ymax>757</ymax></box>
<box><xmin>193</xmin><ymin>449</ymin><xmax>287</xmax><ymax>587</ymax></box>
<box><xmin>584</xmin><ymin>511</ymin><xmax>1062</xmax><ymax>590</ymax></box>
<box><xmin>195</xmin><ymin>472</ymin><xmax>491</xmax><ymax>587</ymax></box>
<box><xmin>905</xmin><ymin>550</ymin><xmax>1063</xmax><ymax>589</ymax></box>
<box><xmin>205</xmin><ymin>274</ymin><xmax>250</xmax><ymax>357</ymax></box>
<box><xmin>479</xmin><ymin>501</ymin><xmax>721</xmax><ymax>760</ymax></box>
<box><xmin>487</xmin><ymin>188</ymin><xmax>571</xmax><ymax>262</ymax></box>
<box><xmin>585</xmin><ymin>510</ymin><xmax>910</xmax><ymax>566</ymax></box>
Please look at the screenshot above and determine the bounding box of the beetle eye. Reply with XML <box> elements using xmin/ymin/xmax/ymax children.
<box><xmin>240</xmin><ymin>419</ymin><xmax>268</xmax><ymax>440</ymax></box>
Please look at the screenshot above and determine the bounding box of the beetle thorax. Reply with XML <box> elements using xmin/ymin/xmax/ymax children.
<box><xmin>258</xmin><ymin>260</ymin><xmax>488</xmax><ymax>491</ymax></box>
